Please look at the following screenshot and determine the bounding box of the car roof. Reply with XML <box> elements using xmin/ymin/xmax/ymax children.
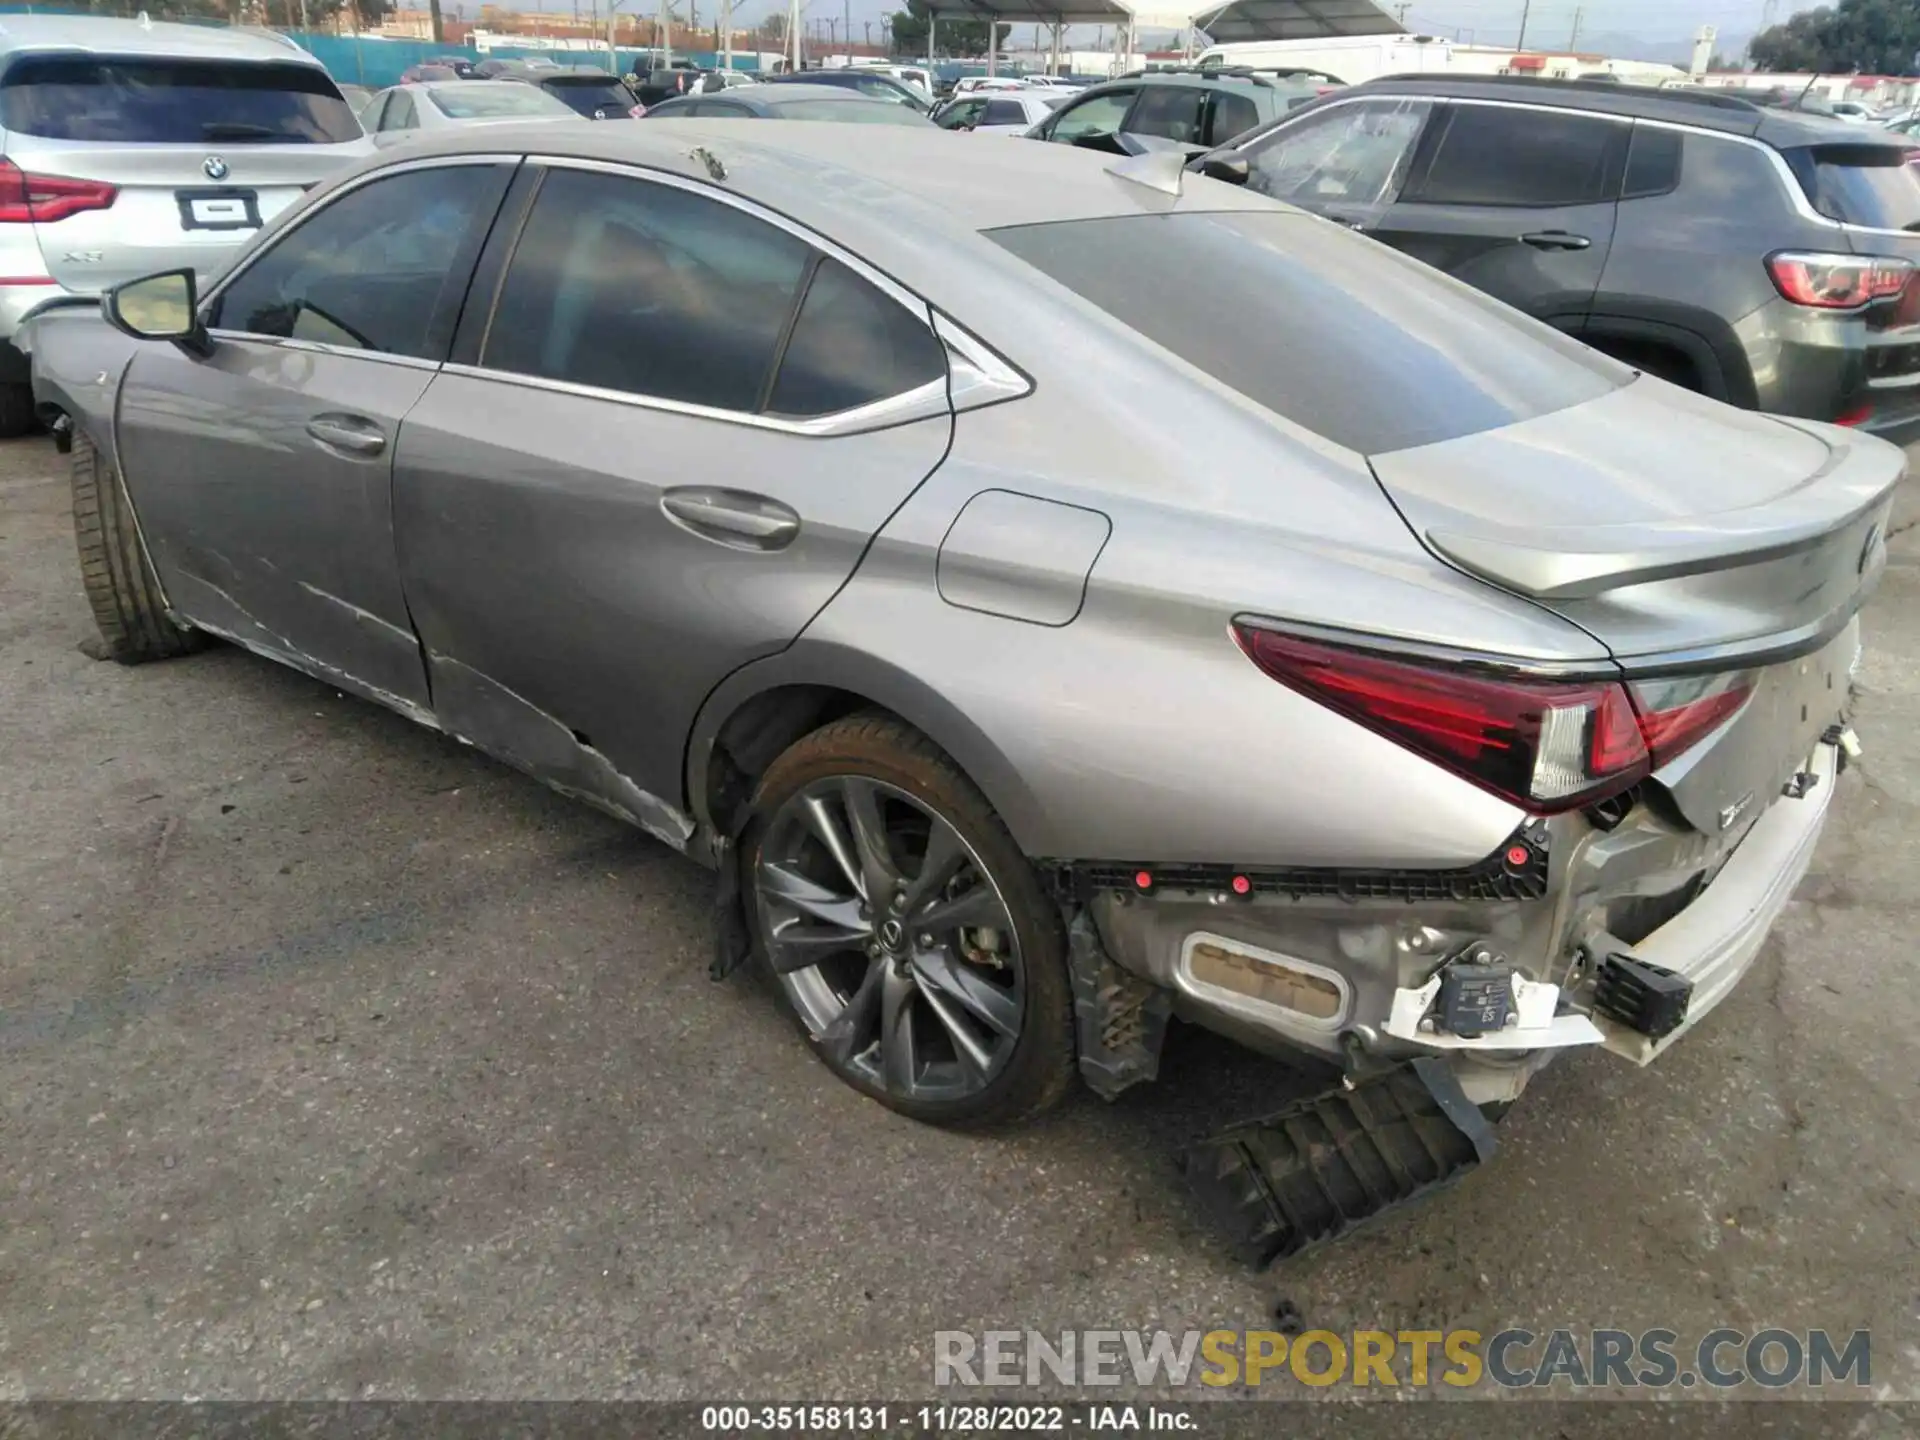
<box><xmin>357</xmin><ymin>118</ymin><xmax>1275</xmax><ymax>234</ymax></box>
<box><xmin>1328</xmin><ymin>73</ymin><xmax>1905</xmax><ymax>148</ymax></box>
<box><xmin>0</xmin><ymin>13</ymin><xmax>326</xmax><ymax>64</ymax></box>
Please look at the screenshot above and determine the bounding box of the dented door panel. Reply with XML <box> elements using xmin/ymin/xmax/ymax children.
<box><xmin>391</xmin><ymin>371</ymin><xmax>952</xmax><ymax>815</ymax></box>
<box><xmin>114</xmin><ymin>340</ymin><xmax>435</xmax><ymax>714</ymax></box>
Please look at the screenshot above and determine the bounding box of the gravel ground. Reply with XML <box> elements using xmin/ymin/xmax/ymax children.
<box><xmin>1</xmin><ymin>432</ymin><xmax>1916</xmax><ymax>1421</ymax></box>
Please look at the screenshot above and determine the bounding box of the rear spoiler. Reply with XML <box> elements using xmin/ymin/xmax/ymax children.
<box><xmin>1426</xmin><ymin>423</ymin><xmax>1902</xmax><ymax>600</ymax></box>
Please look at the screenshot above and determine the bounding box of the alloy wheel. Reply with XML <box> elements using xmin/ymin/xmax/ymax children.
<box><xmin>753</xmin><ymin>775</ymin><xmax>1027</xmax><ymax>1105</ymax></box>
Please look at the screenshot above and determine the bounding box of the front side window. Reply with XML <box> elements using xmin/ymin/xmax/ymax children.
<box><xmin>1244</xmin><ymin>98</ymin><xmax>1432</xmax><ymax>207</ymax></box>
<box><xmin>1046</xmin><ymin>89</ymin><xmax>1135</xmax><ymax>143</ymax></box>
<box><xmin>937</xmin><ymin>98</ymin><xmax>987</xmax><ymax>130</ymax></box>
<box><xmin>1205</xmin><ymin>89</ymin><xmax>1259</xmax><ymax>146</ymax></box>
<box><xmin>1409</xmin><ymin>105</ymin><xmax>1625</xmax><ymax>207</ymax></box>
<box><xmin>0</xmin><ymin>56</ymin><xmax>358</xmax><ymax>144</ymax></box>
<box><xmin>1127</xmin><ymin>85</ymin><xmax>1205</xmax><ymax>143</ymax></box>
<box><xmin>383</xmin><ymin>91</ymin><xmax>418</xmax><ymax>131</ymax></box>
<box><xmin>212</xmin><ymin>165</ymin><xmax>505</xmax><ymax>359</ymax></box>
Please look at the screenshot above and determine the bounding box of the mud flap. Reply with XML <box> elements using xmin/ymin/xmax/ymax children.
<box><xmin>1181</xmin><ymin>1057</ymin><xmax>1499</xmax><ymax>1268</ymax></box>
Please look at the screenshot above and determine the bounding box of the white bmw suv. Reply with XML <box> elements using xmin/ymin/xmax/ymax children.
<box><xmin>0</xmin><ymin>15</ymin><xmax>371</xmax><ymax>434</ymax></box>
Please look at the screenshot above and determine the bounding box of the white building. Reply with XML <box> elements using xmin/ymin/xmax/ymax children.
<box><xmin>1192</xmin><ymin>34</ymin><xmax>1684</xmax><ymax>87</ymax></box>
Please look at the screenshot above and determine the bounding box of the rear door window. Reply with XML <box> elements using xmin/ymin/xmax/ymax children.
<box><xmin>211</xmin><ymin>164</ymin><xmax>508</xmax><ymax>359</ymax></box>
<box><xmin>483</xmin><ymin>168</ymin><xmax>812</xmax><ymax>412</ymax></box>
<box><xmin>988</xmin><ymin>210</ymin><xmax>1626</xmax><ymax>454</ymax></box>
<box><xmin>1205</xmin><ymin>89</ymin><xmax>1259</xmax><ymax>146</ymax></box>
<box><xmin>982</xmin><ymin>98</ymin><xmax>1029</xmax><ymax>126</ymax></box>
<box><xmin>1409</xmin><ymin>104</ymin><xmax>1626</xmax><ymax>207</ymax></box>
<box><xmin>1127</xmin><ymin>85</ymin><xmax>1206</xmax><ymax>143</ymax></box>
<box><xmin>767</xmin><ymin>258</ymin><xmax>947</xmax><ymax>417</ymax></box>
<box><xmin>0</xmin><ymin>56</ymin><xmax>358</xmax><ymax>143</ymax></box>
<box><xmin>1793</xmin><ymin>143</ymin><xmax>1920</xmax><ymax>229</ymax></box>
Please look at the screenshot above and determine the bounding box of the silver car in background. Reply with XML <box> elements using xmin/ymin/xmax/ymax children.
<box><xmin>0</xmin><ymin>15</ymin><xmax>369</xmax><ymax>435</ymax></box>
<box><xmin>24</xmin><ymin>124</ymin><xmax>1896</xmax><ymax>1261</ymax></box>
<box><xmin>360</xmin><ymin>78</ymin><xmax>582</xmax><ymax>146</ymax></box>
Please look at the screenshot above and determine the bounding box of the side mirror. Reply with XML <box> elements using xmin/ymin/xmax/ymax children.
<box><xmin>1201</xmin><ymin>155</ymin><xmax>1250</xmax><ymax>186</ymax></box>
<box><xmin>103</xmin><ymin>268</ymin><xmax>212</xmax><ymax>357</ymax></box>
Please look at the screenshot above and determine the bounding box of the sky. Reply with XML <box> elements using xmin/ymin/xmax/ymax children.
<box><xmin>501</xmin><ymin>0</ymin><xmax>1798</xmax><ymax>54</ymax></box>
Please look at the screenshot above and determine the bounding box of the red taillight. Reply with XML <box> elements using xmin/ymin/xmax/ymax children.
<box><xmin>1233</xmin><ymin>626</ymin><xmax>1650</xmax><ymax>813</ymax></box>
<box><xmin>1234</xmin><ymin>627</ymin><xmax>1760</xmax><ymax>814</ymax></box>
<box><xmin>1767</xmin><ymin>250</ymin><xmax>1911</xmax><ymax>309</ymax></box>
<box><xmin>1628</xmin><ymin>671</ymin><xmax>1754</xmax><ymax>768</ymax></box>
<box><xmin>0</xmin><ymin>157</ymin><xmax>117</xmax><ymax>224</ymax></box>
<box><xmin>1834</xmin><ymin>402</ymin><xmax>1873</xmax><ymax>426</ymax></box>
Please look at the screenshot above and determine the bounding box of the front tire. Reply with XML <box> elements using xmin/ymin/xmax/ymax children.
<box><xmin>742</xmin><ymin>713</ymin><xmax>1076</xmax><ymax>1129</ymax></box>
<box><xmin>70</xmin><ymin>428</ymin><xmax>201</xmax><ymax>664</ymax></box>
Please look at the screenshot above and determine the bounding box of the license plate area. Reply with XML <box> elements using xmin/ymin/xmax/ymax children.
<box><xmin>176</xmin><ymin>187</ymin><xmax>260</xmax><ymax>232</ymax></box>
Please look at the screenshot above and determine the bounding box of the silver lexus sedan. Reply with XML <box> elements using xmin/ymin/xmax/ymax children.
<box><xmin>23</xmin><ymin>123</ymin><xmax>1896</xmax><ymax>1258</ymax></box>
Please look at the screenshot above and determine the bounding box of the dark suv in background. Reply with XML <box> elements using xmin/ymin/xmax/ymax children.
<box><xmin>1200</xmin><ymin>75</ymin><xmax>1920</xmax><ymax>441</ymax></box>
<box><xmin>1031</xmin><ymin>65</ymin><xmax>1338</xmax><ymax>154</ymax></box>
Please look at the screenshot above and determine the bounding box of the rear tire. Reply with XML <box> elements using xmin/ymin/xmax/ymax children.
<box><xmin>70</xmin><ymin>427</ymin><xmax>201</xmax><ymax>664</ymax></box>
<box><xmin>741</xmin><ymin>712</ymin><xmax>1076</xmax><ymax>1130</ymax></box>
<box><xmin>0</xmin><ymin>381</ymin><xmax>36</xmax><ymax>439</ymax></box>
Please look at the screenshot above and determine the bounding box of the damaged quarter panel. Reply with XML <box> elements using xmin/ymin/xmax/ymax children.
<box><xmin>23</xmin><ymin>307</ymin><xmax>141</xmax><ymax>471</ymax></box>
<box><xmin>700</xmin><ymin>268</ymin><xmax>1615</xmax><ymax>869</ymax></box>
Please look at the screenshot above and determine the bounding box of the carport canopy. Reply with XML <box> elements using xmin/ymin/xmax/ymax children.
<box><xmin>924</xmin><ymin>0</ymin><xmax>1190</xmax><ymax>27</ymax></box>
<box><xmin>1188</xmin><ymin>0</ymin><xmax>1402</xmax><ymax>45</ymax></box>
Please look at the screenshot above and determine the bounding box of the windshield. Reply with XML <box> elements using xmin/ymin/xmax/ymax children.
<box><xmin>773</xmin><ymin>98</ymin><xmax>932</xmax><ymax>124</ymax></box>
<box><xmin>427</xmin><ymin>85</ymin><xmax>575</xmax><ymax>119</ymax></box>
<box><xmin>0</xmin><ymin>55</ymin><xmax>359</xmax><ymax>143</ymax></box>
<box><xmin>1794</xmin><ymin>143</ymin><xmax>1920</xmax><ymax>230</ymax></box>
<box><xmin>989</xmin><ymin>211</ymin><xmax>1627</xmax><ymax>454</ymax></box>
<box><xmin>540</xmin><ymin>76</ymin><xmax>635</xmax><ymax>115</ymax></box>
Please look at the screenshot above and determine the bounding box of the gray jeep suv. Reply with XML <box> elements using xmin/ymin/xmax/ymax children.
<box><xmin>1202</xmin><ymin>75</ymin><xmax>1920</xmax><ymax>442</ymax></box>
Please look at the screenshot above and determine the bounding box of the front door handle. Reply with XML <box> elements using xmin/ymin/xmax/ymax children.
<box><xmin>305</xmin><ymin>414</ymin><xmax>386</xmax><ymax>456</ymax></box>
<box><xmin>1518</xmin><ymin>230</ymin><xmax>1592</xmax><ymax>251</ymax></box>
<box><xmin>660</xmin><ymin>487</ymin><xmax>800</xmax><ymax>551</ymax></box>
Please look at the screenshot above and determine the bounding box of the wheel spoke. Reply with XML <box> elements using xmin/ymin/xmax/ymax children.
<box><xmin>911</xmin><ymin>948</ymin><xmax>1021</xmax><ymax>1038</ymax></box>
<box><xmin>912</xmin><ymin>970</ymin><xmax>996</xmax><ymax>1075</ymax></box>
<box><xmin>840</xmin><ymin>778</ymin><xmax>901</xmax><ymax>905</ymax></box>
<box><xmin>801</xmin><ymin>793</ymin><xmax>867</xmax><ymax>901</ymax></box>
<box><xmin>817</xmin><ymin>957</ymin><xmax>884</xmax><ymax>1064</ymax></box>
<box><xmin>758</xmin><ymin>861</ymin><xmax>869</xmax><ymax>932</ymax></box>
<box><xmin>912</xmin><ymin>883</ymin><xmax>1007</xmax><ymax>934</ymax></box>
<box><xmin>879</xmin><ymin>964</ymin><xmax>920</xmax><ymax>1094</ymax></box>
<box><xmin>767</xmin><ymin>921</ymin><xmax>868</xmax><ymax>974</ymax></box>
<box><xmin>901</xmin><ymin>819</ymin><xmax>968</xmax><ymax>914</ymax></box>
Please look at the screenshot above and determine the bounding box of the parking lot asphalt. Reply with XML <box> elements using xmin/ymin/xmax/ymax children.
<box><xmin>2</xmin><ymin>431</ymin><xmax>1918</xmax><ymax>1411</ymax></box>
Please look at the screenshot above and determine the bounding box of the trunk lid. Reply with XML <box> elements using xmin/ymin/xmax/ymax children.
<box><xmin>0</xmin><ymin>52</ymin><xmax>369</xmax><ymax>292</ymax></box>
<box><xmin>1368</xmin><ymin>377</ymin><xmax>1898</xmax><ymax>834</ymax></box>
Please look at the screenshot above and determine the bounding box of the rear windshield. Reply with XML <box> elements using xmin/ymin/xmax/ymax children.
<box><xmin>0</xmin><ymin>55</ymin><xmax>358</xmax><ymax>144</ymax></box>
<box><xmin>989</xmin><ymin>211</ymin><xmax>1627</xmax><ymax>454</ymax></box>
<box><xmin>773</xmin><ymin>98</ymin><xmax>930</xmax><ymax>124</ymax></box>
<box><xmin>427</xmin><ymin>85</ymin><xmax>573</xmax><ymax>120</ymax></box>
<box><xmin>1792</xmin><ymin>143</ymin><xmax>1920</xmax><ymax>230</ymax></box>
<box><xmin>541</xmin><ymin>76</ymin><xmax>634</xmax><ymax>115</ymax></box>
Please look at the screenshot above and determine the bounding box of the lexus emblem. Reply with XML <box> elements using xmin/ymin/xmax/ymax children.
<box><xmin>202</xmin><ymin>155</ymin><xmax>229</xmax><ymax>181</ymax></box>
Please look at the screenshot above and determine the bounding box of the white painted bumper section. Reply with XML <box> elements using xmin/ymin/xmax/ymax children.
<box><xmin>1596</xmin><ymin>739</ymin><xmax>1839</xmax><ymax>1065</ymax></box>
<box><xmin>1382</xmin><ymin>740</ymin><xmax>1840</xmax><ymax>1062</ymax></box>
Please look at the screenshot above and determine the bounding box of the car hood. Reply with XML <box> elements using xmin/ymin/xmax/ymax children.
<box><xmin>1367</xmin><ymin>376</ymin><xmax>1905</xmax><ymax>664</ymax></box>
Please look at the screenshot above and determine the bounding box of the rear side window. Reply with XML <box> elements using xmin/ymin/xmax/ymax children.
<box><xmin>1410</xmin><ymin>105</ymin><xmax>1625</xmax><ymax>207</ymax></box>
<box><xmin>212</xmin><ymin>164</ymin><xmax>506</xmax><ymax>359</ymax></box>
<box><xmin>0</xmin><ymin>56</ymin><xmax>358</xmax><ymax>144</ymax></box>
<box><xmin>485</xmin><ymin>169</ymin><xmax>811</xmax><ymax>411</ymax></box>
<box><xmin>1622</xmin><ymin>125</ymin><xmax>1683</xmax><ymax>199</ymax></box>
<box><xmin>768</xmin><ymin>258</ymin><xmax>947</xmax><ymax>417</ymax></box>
<box><xmin>1793</xmin><ymin>144</ymin><xmax>1920</xmax><ymax>230</ymax></box>
<box><xmin>1128</xmin><ymin>85</ymin><xmax>1206</xmax><ymax>143</ymax></box>
<box><xmin>983</xmin><ymin>98</ymin><xmax>1029</xmax><ymax>126</ymax></box>
<box><xmin>989</xmin><ymin>211</ymin><xmax>1626</xmax><ymax>454</ymax></box>
<box><xmin>1206</xmin><ymin>89</ymin><xmax>1259</xmax><ymax>145</ymax></box>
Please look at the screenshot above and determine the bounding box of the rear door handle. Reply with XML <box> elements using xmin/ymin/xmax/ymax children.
<box><xmin>1518</xmin><ymin>230</ymin><xmax>1592</xmax><ymax>251</ymax></box>
<box><xmin>305</xmin><ymin>414</ymin><xmax>386</xmax><ymax>456</ymax></box>
<box><xmin>660</xmin><ymin>487</ymin><xmax>800</xmax><ymax>551</ymax></box>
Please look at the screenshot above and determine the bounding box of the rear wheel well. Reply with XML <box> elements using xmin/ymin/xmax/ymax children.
<box><xmin>1587</xmin><ymin>335</ymin><xmax>1706</xmax><ymax>394</ymax></box>
<box><xmin>703</xmin><ymin>685</ymin><xmax>882</xmax><ymax>841</ymax></box>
